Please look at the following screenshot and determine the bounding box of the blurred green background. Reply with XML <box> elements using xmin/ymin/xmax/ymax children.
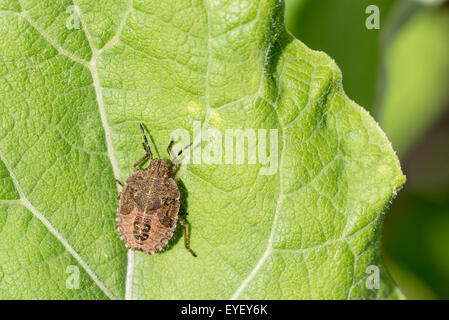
<box><xmin>285</xmin><ymin>0</ymin><xmax>449</xmax><ymax>299</ymax></box>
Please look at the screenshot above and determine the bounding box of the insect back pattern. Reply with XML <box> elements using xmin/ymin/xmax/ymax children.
<box><xmin>116</xmin><ymin>124</ymin><xmax>195</xmax><ymax>257</ymax></box>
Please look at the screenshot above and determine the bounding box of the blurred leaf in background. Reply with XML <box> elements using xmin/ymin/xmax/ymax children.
<box><xmin>379</xmin><ymin>1</ymin><xmax>449</xmax><ymax>156</ymax></box>
<box><xmin>285</xmin><ymin>0</ymin><xmax>395</xmax><ymax>111</ymax></box>
<box><xmin>375</xmin><ymin>1</ymin><xmax>449</xmax><ymax>300</ymax></box>
<box><xmin>286</xmin><ymin>0</ymin><xmax>449</xmax><ymax>299</ymax></box>
<box><xmin>384</xmin><ymin>110</ymin><xmax>449</xmax><ymax>299</ymax></box>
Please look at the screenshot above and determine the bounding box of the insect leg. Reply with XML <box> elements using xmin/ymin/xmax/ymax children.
<box><xmin>178</xmin><ymin>217</ymin><xmax>196</xmax><ymax>257</ymax></box>
<box><xmin>167</xmin><ymin>138</ymin><xmax>178</xmax><ymax>175</ymax></box>
<box><xmin>133</xmin><ymin>153</ymin><xmax>151</xmax><ymax>171</ymax></box>
<box><xmin>115</xmin><ymin>179</ymin><xmax>124</xmax><ymax>187</ymax></box>
<box><xmin>167</xmin><ymin>137</ymin><xmax>175</xmax><ymax>160</ymax></box>
<box><xmin>168</xmin><ymin>163</ymin><xmax>178</xmax><ymax>176</ymax></box>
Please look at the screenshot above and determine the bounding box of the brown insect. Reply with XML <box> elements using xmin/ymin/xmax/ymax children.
<box><xmin>116</xmin><ymin>124</ymin><xmax>196</xmax><ymax>257</ymax></box>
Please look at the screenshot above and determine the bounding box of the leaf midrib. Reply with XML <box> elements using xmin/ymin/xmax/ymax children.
<box><xmin>71</xmin><ymin>0</ymin><xmax>134</xmax><ymax>299</ymax></box>
<box><xmin>1</xmin><ymin>0</ymin><xmax>134</xmax><ymax>300</ymax></box>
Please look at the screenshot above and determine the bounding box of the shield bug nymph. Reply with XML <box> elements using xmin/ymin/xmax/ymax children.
<box><xmin>116</xmin><ymin>124</ymin><xmax>196</xmax><ymax>257</ymax></box>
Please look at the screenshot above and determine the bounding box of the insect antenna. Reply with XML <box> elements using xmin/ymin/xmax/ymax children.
<box><xmin>168</xmin><ymin>140</ymin><xmax>192</xmax><ymax>165</ymax></box>
<box><xmin>140</xmin><ymin>123</ymin><xmax>153</xmax><ymax>159</ymax></box>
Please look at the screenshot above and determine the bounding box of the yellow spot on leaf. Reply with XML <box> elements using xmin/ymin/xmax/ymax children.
<box><xmin>208</xmin><ymin>109</ymin><xmax>222</xmax><ymax>128</ymax></box>
<box><xmin>251</xmin><ymin>72</ymin><xmax>260</xmax><ymax>88</ymax></box>
<box><xmin>378</xmin><ymin>164</ymin><xmax>391</xmax><ymax>177</ymax></box>
<box><xmin>187</xmin><ymin>101</ymin><xmax>203</xmax><ymax>117</ymax></box>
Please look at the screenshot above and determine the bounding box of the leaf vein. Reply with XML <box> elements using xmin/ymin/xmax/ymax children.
<box><xmin>0</xmin><ymin>152</ymin><xmax>117</xmax><ymax>299</ymax></box>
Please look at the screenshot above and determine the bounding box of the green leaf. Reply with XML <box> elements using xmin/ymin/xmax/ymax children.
<box><xmin>0</xmin><ymin>0</ymin><xmax>404</xmax><ymax>299</ymax></box>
